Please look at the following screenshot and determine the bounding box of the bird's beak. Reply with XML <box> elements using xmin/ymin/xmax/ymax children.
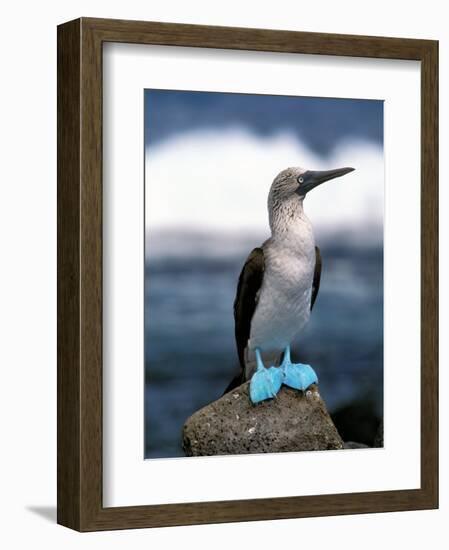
<box><xmin>298</xmin><ymin>166</ymin><xmax>355</xmax><ymax>196</ymax></box>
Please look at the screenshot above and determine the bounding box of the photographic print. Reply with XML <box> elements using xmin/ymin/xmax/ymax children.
<box><xmin>144</xmin><ymin>89</ymin><xmax>384</xmax><ymax>459</ymax></box>
<box><xmin>58</xmin><ymin>18</ymin><xmax>438</xmax><ymax>530</ymax></box>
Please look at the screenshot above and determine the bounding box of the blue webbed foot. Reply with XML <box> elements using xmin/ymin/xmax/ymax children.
<box><xmin>249</xmin><ymin>349</ymin><xmax>283</xmax><ymax>404</ymax></box>
<box><xmin>280</xmin><ymin>345</ymin><xmax>318</xmax><ymax>391</ymax></box>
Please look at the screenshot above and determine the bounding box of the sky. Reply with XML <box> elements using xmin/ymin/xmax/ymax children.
<box><xmin>144</xmin><ymin>89</ymin><xmax>384</xmax><ymax>246</ymax></box>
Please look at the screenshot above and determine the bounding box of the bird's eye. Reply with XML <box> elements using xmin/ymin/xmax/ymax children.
<box><xmin>298</xmin><ymin>176</ymin><xmax>304</xmax><ymax>184</ymax></box>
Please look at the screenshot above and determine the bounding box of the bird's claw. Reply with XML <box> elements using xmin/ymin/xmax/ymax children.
<box><xmin>249</xmin><ymin>346</ymin><xmax>318</xmax><ymax>403</ymax></box>
<box><xmin>249</xmin><ymin>366</ymin><xmax>283</xmax><ymax>404</ymax></box>
<box><xmin>281</xmin><ymin>362</ymin><xmax>318</xmax><ymax>391</ymax></box>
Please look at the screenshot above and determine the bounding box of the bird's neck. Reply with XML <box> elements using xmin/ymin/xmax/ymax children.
<box><xmin>269</xmin><ymin>195</ymin><xmax>312</xmax><ymax>241</ymax></box>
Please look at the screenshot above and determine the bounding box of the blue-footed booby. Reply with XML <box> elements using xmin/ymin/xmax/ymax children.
<box><xmin>225</xmin><ymin>165</ymin><xmax>355</xmax><ymax>403</ymax></box>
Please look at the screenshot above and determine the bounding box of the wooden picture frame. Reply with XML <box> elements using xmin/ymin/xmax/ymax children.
<box><xmin>57</xmin><ymin>17</ymin><xmax>438</xmax><ymax>531</ymax></box>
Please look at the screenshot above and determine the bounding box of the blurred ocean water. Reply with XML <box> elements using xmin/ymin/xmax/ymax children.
<box><xmin>144</xmin><ymin>231</ymin><xmax>383</xmax><ymax>459</ymax></box>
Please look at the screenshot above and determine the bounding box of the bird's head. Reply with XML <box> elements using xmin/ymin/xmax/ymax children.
<box><xmin>269</xmin><ymin>165</ymin><xmax>355</xmax><ymax>204</ymax></box>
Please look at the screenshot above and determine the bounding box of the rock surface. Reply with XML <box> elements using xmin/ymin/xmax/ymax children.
<box><xmin>373</xmin><ymin>420</ymin><xmax>384</xmax><ymax>448</ymax></box>
<box><xmin>344</xmin><ymin>441</ymin><xmax>369</xmax><ymax>449</ymax></box>
<box><xmin>182</xmin><ymin>381</ymin><xmax>344</xmax><ymax>456</ymax></box>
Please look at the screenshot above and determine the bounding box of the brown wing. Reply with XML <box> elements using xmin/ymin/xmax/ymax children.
<box><xmin>233</xmin><ymin>247</ymin><xmax>265</xmax><ymax>370</ymax></box>
<box><xmin>311</xmin><ymin>246</ymin><xmax>322</xmax><ymax>310</ymax></box>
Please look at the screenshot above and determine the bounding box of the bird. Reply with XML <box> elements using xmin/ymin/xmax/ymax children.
<box><xmin>224</xmin><ymin>165</ymin><xmax>355</xmax><ymax>403</ymax></box>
